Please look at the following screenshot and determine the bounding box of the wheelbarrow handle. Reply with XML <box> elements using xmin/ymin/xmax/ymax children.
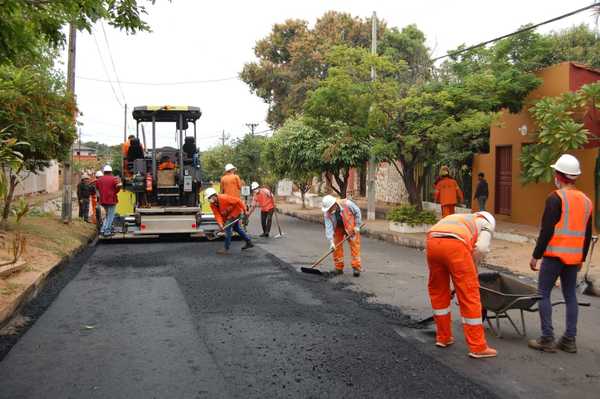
<box><xmin>528</xmin><ymin>300</ymin><xmax>591</xmax><ymax>312</ymax></box>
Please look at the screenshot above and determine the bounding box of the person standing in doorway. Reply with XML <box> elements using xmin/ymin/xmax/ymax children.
<box><xmin>528</xmin><ymin>154</ymin><xmax>592</xmax><ymax>354</ymax></box>
<box><xmin>435</xmin><ymin>166</ymin><xmax>464</xmax><ymax>217</ymax></box>
<box><xmin>220</xmin><ymin>163</ymin><xmax>242</xmax><ymax>198</ymax></box>
<box><xmin>95</xmin><ymin>165</ymin><xmax>122</xmax><ymax>237</ymax></box>
<box><xmin>249</xmin><ymin>182</ymin><xmax>275</xmax><ymax>237</ymax></box>
<box><xmin>474</xmin><ymin>173</ymin><xmax>489</xmax><ymax>211</ymax></box>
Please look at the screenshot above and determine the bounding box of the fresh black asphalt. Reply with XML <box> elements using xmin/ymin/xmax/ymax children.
<box><xmin>0</xmin><ymin>238</ymin><xmax>498</xmax><ymax>398</ymax></box>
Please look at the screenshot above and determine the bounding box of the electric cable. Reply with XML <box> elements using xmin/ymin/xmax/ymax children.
<box><xmin>100</xmin><ymin>22</ymin><xmax>127</xmax><ymax>104</ymax></box>
<box><xmin>433</xmin><ymin>3</ymin><xmax>600</xmax><ymax>61</ymax></box>
<box><xmin>91</xmin><ymin>31</ymin><xmax>123</xmax><ymax>107</ymax></box>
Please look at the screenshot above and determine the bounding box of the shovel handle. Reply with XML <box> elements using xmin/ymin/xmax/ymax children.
<box><xmin>222</xmin><ymin>218</ymin><xmax>240</xmax><ymax>230</ymax></box>
<box><xmin>310</xmin><ymin>223</ymin><xmax>366</xmax><ymax>269</ymax></box>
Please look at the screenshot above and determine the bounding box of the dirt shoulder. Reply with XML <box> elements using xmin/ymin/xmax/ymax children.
<box><xmin>0</xmin><ymin>215</ymin><xmax>96</xmax><ymax>327</ymax></box>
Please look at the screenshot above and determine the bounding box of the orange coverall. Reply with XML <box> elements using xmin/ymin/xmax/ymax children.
<box><xmin>426</xmin><ymin>214</ymin><xmax>489</xmax><ymax>353</ymax></box>
<box><xmin>434</xmin><ymin>176</ymin><xmax>464</xmax><ymax>217</ymax></box>
<box><xmin>220</xmin><ymin>173</ymin><xmax>242</xmax><ymax>198</ymax></box>
<box><xmin>209</xmin><ymin>194</ymin><xmax>246</xmax><ymax>226</ymax></box>
<box><xmin>325</xmin><ymin>200</ymin><xmax>362</xmax><ymax>272</ymax></box>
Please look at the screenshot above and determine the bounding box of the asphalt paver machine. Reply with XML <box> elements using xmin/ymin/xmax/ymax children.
<box><xmin>103</xmin><ymin>105</ymin><xmax>218</xmax><ymax>239</ymax></box>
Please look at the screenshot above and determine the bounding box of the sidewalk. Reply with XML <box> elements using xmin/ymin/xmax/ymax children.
<box><xmin>277</xmin><ymin>201</ymin><xmax>600</xmax><ymax>290</ymax></box>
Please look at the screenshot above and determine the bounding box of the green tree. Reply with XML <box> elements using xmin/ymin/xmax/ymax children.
<box><xmin>0</xmin><ymin>0</ymin><xmax>164</xmax><ymax>63</ymax></box>
<box><xmin>200</xmin><ymin>145</ymin><xmax>234</xmax><ymax>182</ymax></box>
<box><xmin>231</xmin><ymin>134</ymin><xmax>268</xmax><ymax>184</ymax></box>
<box><xmin>264</xmin><ymin>118</ymin><xmax>320</xmax><ymax>208</ymax></box>
<box><xmin>521</xmin><ymin>82</ymin><xmax>600</xmax><ymax>183</ymax></box>
<box><xmin>0</xmin><ymin>63</ymin><xmax>77</xmax><ymax>222</ymax></box>
<box><xmin>240</xmin><ymin>11</ymin><xmax>385</xmax><ymax>128</ymax></box>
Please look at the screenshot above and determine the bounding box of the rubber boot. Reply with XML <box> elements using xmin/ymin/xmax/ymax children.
<box><xmin>241</xmin><ymin>241</ymin><xmax>254</xmax><ymax>250</ymax></box>
<box><xmin>555</xmin><ymin>336</ymin><xmax>577</xmax><ymax>353</ymax></box>
<box><xmin>528</xmin><ymin>336</ymin><xmax>557</xmax><ymax>353</ymax></box>
<box><xmin>353</xmin><ymin>269</ymin><xmax>361</xmax><ymax>277</ymax></box>
<box><xmin>330</xmin><ymin>269</ymin><xmax>343</xmax><ymax>276</ymax></box>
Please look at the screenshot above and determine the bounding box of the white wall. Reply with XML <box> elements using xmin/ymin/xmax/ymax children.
<box><xmin>12</xmin><ymin>161</ymin><xmax>60</xmax><ymax>196</ymax></box>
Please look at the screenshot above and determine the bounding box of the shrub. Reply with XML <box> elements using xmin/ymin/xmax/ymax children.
<box><xmin>387</xmin><ymin>204</ymin><xmax>437</xmax><ymax>226</ymax></box>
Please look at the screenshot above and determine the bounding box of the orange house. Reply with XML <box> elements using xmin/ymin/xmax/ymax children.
<box><xmin>472</xmin><ymin>62</ymin><xmax>600</xmax><ymax>229</ymax></box>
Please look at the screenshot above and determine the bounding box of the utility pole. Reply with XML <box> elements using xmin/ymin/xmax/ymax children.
<box><xmin>246</xmin><ymin>123</ymin><xmax>258</xmax><ymax>136</ymax></box>
<box><xmin>61</xmin><ymin>23</ymin><xmax>76</xmax><ymax>224</ymax></box>
<box><xmin>220</xmin><ymin>130</ymin><xmax>229</xmax><ymax>146</ymax></box>
<box><xmin>123</xmin><ymin>103</ymin><xmax>128</xmax><ymax>143</ymax></box>
<box><xmin>367</xmin><ymin>11</ymin><xmax>377</xmax><ymax>221</ymax></box>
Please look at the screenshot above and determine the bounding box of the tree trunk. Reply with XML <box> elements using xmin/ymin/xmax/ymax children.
<box><xmin>333</xmin><ymin>169</ymin><xmax>349</xmax><ymax>199</ymax></box>
<box><xmin>401</xmin><ymin>163</ymin><xmax>423</xmax><ymax>211</ymax></box>
<box><xmin>2</xmin><ymin>174</ymin><xmax>17</xmax><ymax>226</ymax></box>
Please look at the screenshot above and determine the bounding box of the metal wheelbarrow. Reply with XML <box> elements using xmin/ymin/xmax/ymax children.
<box><xmin>478</xmin><ymin>272</ymin><xmax>590</xmax><ymax>338</ymax></box>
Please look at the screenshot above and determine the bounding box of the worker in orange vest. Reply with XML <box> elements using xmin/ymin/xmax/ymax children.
<box><xmin>220</xmin><ymin>163</ymin><xmax>242</xmax><ymax>198</ymax></box>
<box><xmin>205</xmin><ymin>187</ymin><xmax>253</xmax><ymax>254</ymax></box>
<box><xmin>427</xmin><ymin>211</ymin><xmax>497</xmax><ymax>359</ymax></box>
<box><xmin>322</xmin><ymin>195</ymin><xmax>363</xmax><ymax>277</ymax></box>
<box><xmin>434</xmin><ymin>166</ymin><xmax>464</xmax><ymax>217</ymax></box>
<box><xmin>528</xmin><ymin>154</ymin><xmax>592</xmax><ymax>354</ymax></box>
<box><xmin>249</xmin><ymin>182</ymin><xmax>275</xmax><ymax>237</ymax></box>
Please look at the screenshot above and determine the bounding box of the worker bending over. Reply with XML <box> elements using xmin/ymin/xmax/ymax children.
<box><xmin>322</xmin><ymin>195</ymin><xmax>362</xmax><ymax>277</ymax></box>
<box><xmin>528</xmin><ymin>154</ymin><xmax>592</xmax><ymax>354</ymax></box>
<box><xmin>220</xmin><ymin>163</ymin><xmax>242</xmax><ymax>198</ymax></box>
<box><xmin>205</xmin><ymin>187</ymin><xmax>253</xmax><ymax>254</ymax></box>
<box><xmin>427</xmin><ymin>211</ymin><xmax>497</xmax><ymax>359</ymax></box>
<box><xmin>249</xmin><ymin>182</ymin><xmax>275</xmax><ymax>237</ymax></box>
<box><xmin>434</xmin><ymin>166</ymin><xmax>464</xmax><ymax>217</ymax></box>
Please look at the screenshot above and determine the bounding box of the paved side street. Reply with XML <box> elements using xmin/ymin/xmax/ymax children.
<box><xmin>0</xmin><ymin>213</ymin><xmax>598</xmax><ymax>398</ymax></box>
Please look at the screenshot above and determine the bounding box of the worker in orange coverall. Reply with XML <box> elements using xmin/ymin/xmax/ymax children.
<box><xmin>434</xmin><ymin>166</ymin><xmax>464</xmax><ymax>217</ymax></box>
<box><xmin>426</xmin><ymin>211</ymin><xmax>497</xmax><ymax>359</ymax></box>
<box><xmin>322</xmin><ymin>195</ymin><xmax>363</xmax><ymax>278</ymax></box>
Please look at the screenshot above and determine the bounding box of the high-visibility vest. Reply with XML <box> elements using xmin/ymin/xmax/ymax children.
<box><xmin>544</xmin><ymin>189</ymin><xmax>592</xmax><ymax>265</ymax></box>
<box><xmin>339</xmin><ymin>200</ymin><xmax>357</xmax><ymax>234</ymax></box>
<box><xmin>429</xmin><ymin>213</ymin><xmax>479</xmax><ymax>251</ymax></box>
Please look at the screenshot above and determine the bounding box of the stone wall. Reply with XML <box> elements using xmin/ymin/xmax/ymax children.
<box><xmin>375</xmin><ymin>162</ymin><xmax>408</xmax><ymax>204</ymax></box>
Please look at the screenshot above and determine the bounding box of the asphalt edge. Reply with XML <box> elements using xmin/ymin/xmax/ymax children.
<box><xmin>0</xmin><ymin>234</ymin><xmax>98</xmax><ymax>331</ymax></box>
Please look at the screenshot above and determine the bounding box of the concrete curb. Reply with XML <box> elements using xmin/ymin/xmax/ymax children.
<box><xmin>0</xmin><ymin>235</ymin><xmax>98</xmax><ymax>329</ymax></box>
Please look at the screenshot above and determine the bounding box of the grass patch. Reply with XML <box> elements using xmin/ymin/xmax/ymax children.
<box><xmin>0</xmin><ymin>282</ymin><xmax>22</xmax><ymax>296</ymax></box>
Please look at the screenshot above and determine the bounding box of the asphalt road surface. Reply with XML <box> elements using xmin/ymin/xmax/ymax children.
<box><xmin>0</xmin><ymin>233</ymin><xmax>499</xmax><ymax>399</ymax></box>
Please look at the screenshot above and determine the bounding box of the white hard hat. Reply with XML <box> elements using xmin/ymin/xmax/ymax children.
<box><xmin>95</xmin><ymin>171</ymin><xmax>103</xmax><ymax>178</ymax></box>
<box><xmin>251</xmin><ymin>182</ymin><xmax>259</xmax><ymax>191</ymax></box>
<box><xmin>551</xmin><ymin>154</ymin><xmax>581</xmax><ymax>179</ymax></box>
<box><xmin>102</xmin><ymin>165</ymin><xmax>112</xmax><ymax>173</ymax></box>
<box><xmin>81</xmin><ymin>174</ymin><xmax>89</xmax><ymax>179</ymax></box>
<box><xmin>204</xmin><ymin>187</ymin><xmax>217</xmax><ymax>200</ymax></box>
<box><xmin>322</xmin><ymin>195</ymin><xmax>337</xmax><ymax>212</ymax></box>
<box><xmin>476</xmin><ymin>211</ymin><xmax>496</xmax><ymax>232</ymax></box>
<box><xmin>224</xmin><ymin>163</ymin><xmax>236</xmax><ymax>172</ymax></box>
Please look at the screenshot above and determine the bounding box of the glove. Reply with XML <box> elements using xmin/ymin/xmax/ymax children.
<box><xmin>354</xmin><ymin>226</ymin><xmax>361</xmax><ymax>234</ymax></box>
<box><xmin>330</xmin><ymin>240</ymin><xmax>336</xmax><ymax>251</ymax></box>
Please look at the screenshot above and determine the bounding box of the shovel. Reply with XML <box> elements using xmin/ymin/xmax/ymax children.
<box><xmin>273</xmin><ymin>208</ymin><xmax>285</xmax><ymax>239</ymax></box>
<box><xmin>417</xmin><ymin>290</ymin><xmax>456</xmax><ymax>325</ymax></box>
<box><xmin>579</xmin><ymin>235</ymin><xmax>598</xmax><ymax>296</ymax></box>
<box><xmin>301</xmin><ymin>224</ymin><xmax>365</xmax><ymax>275</ymax></box>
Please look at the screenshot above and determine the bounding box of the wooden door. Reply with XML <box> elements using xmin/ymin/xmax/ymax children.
<box><xmin>495</xmin><ymin>146</ymin><xmax>512</xmax><ymax>215</ymax></box>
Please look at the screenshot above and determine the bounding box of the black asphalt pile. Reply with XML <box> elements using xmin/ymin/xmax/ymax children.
<box><xmin>0</xmin><ymin>240</ymin><xmax>497</xmax><ymax>398</ymax></box>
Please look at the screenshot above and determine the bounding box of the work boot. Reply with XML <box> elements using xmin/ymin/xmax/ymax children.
<box><xmin>330</xmin><ymin>269</ymin><xmax>343</xmax><ymax>276</ymax></box>
<box><xmin>352</xmin><ymin>269</ymin><xmax>361</xmax><ymax>277</ymax></box>
<box><xmin>468</xmin><ymin>347</ymin><xmax>497</xmax><ymax>359</ymax></box>
<box><xmin>435</xmin><ymin>339</ymin><xmax>454</xmax><ymax>348</ymax></box>
<box><xmin>528</xmin><ymin>336</ymin><xmax>557</xmax><ymax>353</ymax></box>
<box><xmin>241</xmin><ymin>241</ymin><xmax>254</xmax><ymax>250</ymax></box>
<box><xmin>216</xmin><ymin>248</ymin><xmax>230</xmax><ymax>255</ymax></box>
<box><xmin>555</xmin><ymin>336</ymin><xmax>577</xmax><ymax>353</ymax></box>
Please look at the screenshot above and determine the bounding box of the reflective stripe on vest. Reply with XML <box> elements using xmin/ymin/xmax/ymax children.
<box><xmin>544</xmin><ymin>189</ymin><xmax>592</xmax><ymax>265</ymax></box>
<box><xmin>429</xmin><ymin>214</ymin><xmax>478</xmax><ymax>250</ymax></box>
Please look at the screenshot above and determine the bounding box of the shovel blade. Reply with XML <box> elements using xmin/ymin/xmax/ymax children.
<box><xmin>301</xmin><ymin>267</ymin><xmax>324</xmax><ymax>275</ymax></box>
<box><xmin>417</xmin><ymin>316</ymin><xmax>435</xmax><ymax>325</ymax></box>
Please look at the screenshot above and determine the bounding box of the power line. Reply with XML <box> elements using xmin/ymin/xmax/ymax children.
<box><xmin>91</xmin><ymin>31</ymin><xmax>123</xmax><ymax>107</ymax></box>
<box><xmin>76</xmin><ymin>75</ymin><xmax>239</xmax><ymax>86</ymax></box>
<box><xmin>432</xmin><ymin>2</ymin><xmax>600</xmax><ymax>61</ymax></box>
<box><xmin>100</xmin><ymin>22</ymin><xmax>127</xmax><ymax>104</ymax></box>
